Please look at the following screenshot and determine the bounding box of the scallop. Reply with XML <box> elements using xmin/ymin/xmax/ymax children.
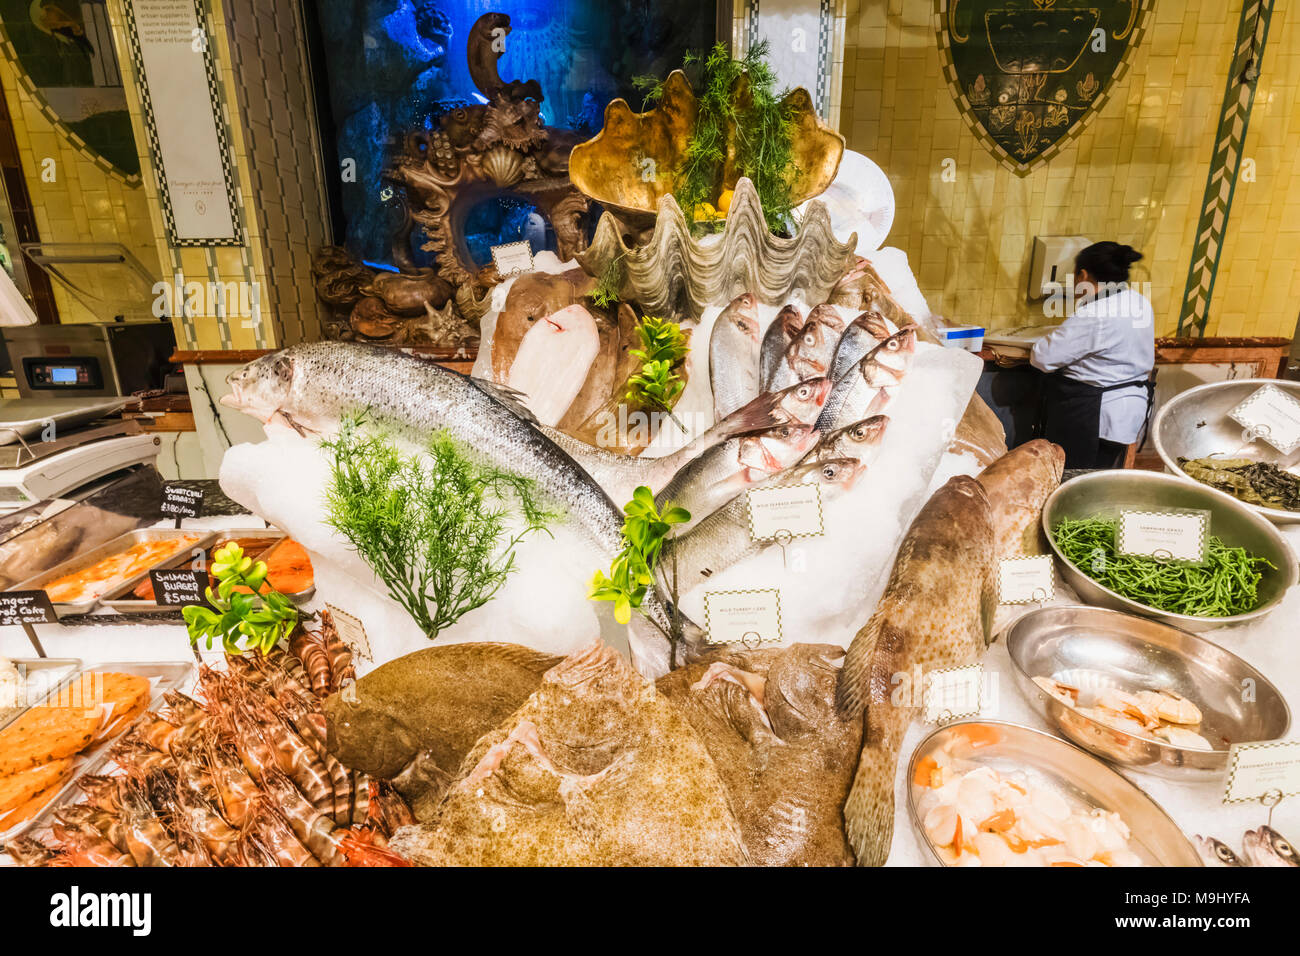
<box><xmin>1029</xmin><ymin>786</ymin><xmax>1072</xmax><ymax>822</ymax></box>
<box><xmin>923</xmin><ymin>803</ymin><xmax>960</xmax><ymax>848</ymax></box>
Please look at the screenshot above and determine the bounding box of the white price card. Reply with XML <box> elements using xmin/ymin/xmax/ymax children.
<box><xmin>998</xmin><ymin>555</ymin><xmax>1055</xmax><ymax>605</ymax></box>
<box><xmin>703</xmin><ymin>589</ymin><xmax>782</xmax><ymax>648</ymax></box>
<box><xmin>1117</xmin><ymin>510</ymin><xmax>1208</xmax><ymax>563</ymax></box>
<box><xmin>1228</xmin><ymin>384</ymin><xmax>1300</xmax><ymax>455</ymax></box>
<box><xmin>490</xmin><ymin>240</ymin><xmax>534</xmax><ymax>278</ymax></box>
<box><xmin>326</xmin><ymin>604</ymin><xmax>373</xmax><ymax>663</ymax></box>
<box><xmin>1223</xmin><ymin>740</ymin><xmax>1300</xmax><ymax>804</ymax></box>
<box><xmin>923</xmin><ymin>664</ymin><xmax>984</xmax><ymax>724</ymax></box>
<box><xmin>746</xmin><ymin>482</ymin><xmax>824</xmax><ymax>541</ymax></box>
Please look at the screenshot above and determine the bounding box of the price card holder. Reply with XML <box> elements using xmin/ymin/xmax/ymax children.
<box><xmin>923</xmin><ymin>664</ymin><xmax>984</xmax><ymax>724</ymax></box>
<box><xmin>998</xmin><ymin>555</ymin><xmax>1055</xmax><ymax>605</ymax></box>
<box><xmin>1223</xmin><ymin>740</ymin><xmax>1300</xmax><ymax>804</ymax></box>
<box><xmin>746</xmin><ymin>483</ymin><xmax>824</xmax><ymax>542</ymax></box>
<box><xmin>490</xmin><ymin>240</ymin><xmax>534</xmax><ymax>279</ymax></box>
<box><xmin>149</xmin><ymin>568</ymin><xmax>210</xmax><ymax>608</ymax></box>
<box><xmin>0</xmin><ymin>590</ymin><xmax>57</xmax><ymax>657</ymax></box>
<box><xmin>1117</xmin><ymin>509</ymin><xmax>1210</xmax><ymax>564</ymax></box>
<box><xmin>1228</xmin><ymin>384</ymin><xmax>1300</xmax><ymax>455</ymax></box>
<box><xmin>703</xmin><ymin>589</ymin><xmax>782</xmax><ymax>648</ymax></box>
<box><xmin>160</xmin><ymin>483</ymin><xmax>205</xmax><ymax>527</ymax></box>
<box><xmin>327</xmin><ymin>604</ymin><xmax>373</xmax><ymax>663</ymax></box>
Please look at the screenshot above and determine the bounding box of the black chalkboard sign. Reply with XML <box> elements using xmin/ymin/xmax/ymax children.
<box><xmin>149</xmin><ymin>568</ymin><xmax>210</xmax><ymax>607</ymax></box>
<box><xmin>0</xmin><ymin>590</ymin><xmax>58</xmax><ymax>626</ymax></box>
<box><xmin>160</xmin><ymin>483</ymin><xmax>205</xmax><ymax>519</ymax></box>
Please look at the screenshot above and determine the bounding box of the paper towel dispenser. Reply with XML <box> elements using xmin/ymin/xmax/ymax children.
<box><xmin>1028</xmin><ymin>235</ymin><xmax>1092</xmax><ymax>300</ymax></box>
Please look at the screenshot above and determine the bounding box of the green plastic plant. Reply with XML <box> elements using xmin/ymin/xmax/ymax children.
<box><xmin>589</xmin><ymin>487</ymin><xmax>690</xmax><ymax>664</ymax></box>
<box><xmin>183</xmin><ymin>542</ymin><xmax>299</xmax><ymax>655</ymax></box>
<box><xmin>634</xmin><ymin>40</ymin><xmax>798</xmax><ymax>234</ymax></box>
<box><xmin>624</xmin><ymin>317</ymin><xmax>689</xmax><ymax>416</ymax></box>
<box><xmin>322</xmin><ymin>414</ymin><xmax>553</xmax><ymax>640</ymax></box>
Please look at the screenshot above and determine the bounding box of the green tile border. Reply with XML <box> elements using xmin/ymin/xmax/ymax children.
<box><xmin>1177</xmin><ymin>0</ymin><xmax>1274</xmax><ymax>337</ymax></box>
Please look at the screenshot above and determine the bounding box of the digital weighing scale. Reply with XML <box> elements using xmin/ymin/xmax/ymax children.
<box><xmin>0</xmin><ymin>399</ymin><xmax>162</xmax><ymax>513</ymax></box>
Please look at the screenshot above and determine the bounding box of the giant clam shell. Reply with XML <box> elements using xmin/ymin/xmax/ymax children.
<box><xmin>569</xmin><ymin>70</ymin><xmax>845</xmax><ymax>229</ymax></box>
<box><xmin>577</xmin><ymin>177</ymin><xmax>857</xmax><ymax>321</ymax></box>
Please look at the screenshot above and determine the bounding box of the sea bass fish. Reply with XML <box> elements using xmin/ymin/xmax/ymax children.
<box><xmin>976</xmin><ymin>439</ymin><xmax>1065</xmax><ymax>560</ymax></box>
<box><xmin>507</xmin><ymin>303</ymin><xmax>600</xmax><ymax>426</ymax></box>
<box><xmin>1195</xmin><ymin>835</ymin><xmax>1246</xmax><ymax>867</ymax></box>
<box><xmin>656</xmin><ymin>423</ymin><xmax>818</xmax><ymax>532</ymax></box>
<box><xmin>771</xmin><ymin>304</ymin><xmax>846</xmax><ymax>392</ymax></box>
<box><xmin>322</xmin><ymin>643</ymin><xmax>560</xmax><ymax>817</ymax></box>
<box><xmin>816</xmin><ymin>327</ymin><xmax>917</xmax><ymax>431</ymax></box>
<box><xmin>221</xmin><ymin>342</ymin><xmax>684</xmax><ymax>639</ymax></box>
<box><xmin>1243</xmin><ymin>825</ymin><xmax>1298</xmax><ymax>867</ymax></box>
<box><xmin>539</xmin><ymin>377</ymin><xmax>831</xmax><ymax>504</ymax></box>
<box><xmin>760</xmin><ymin>305</ymin><xmax>803</xmax><ymax>392</ymax></box>
<box><xmin>829</xmin><ymin>310</ymin><xmax>897</xmax><ymax>384</ymax></box>
<box><xmin>804</xmin><ymin>415</ymin><xmax>890</xmax><ymax>468</ymax></box>
<box><xmin>657</xmin><ymin>643</ymin><xmax>862</xmax><ymax>866</ymax></box>
<box><xmin>669</xmin><ymin>458</ymin><xmax>864</xmax><ymax>597</ymax></box>
<box><xmin>836</xmin><ymin>476</ymin><xmax>997</xmax><ymax>866</ymax></box>
<box><xmin>710</xmin><ymin>293</ymin><xmax>762</xmax><ymax>421</ymax></box>
<box><xmin>388</xmin><ymin>641</ymin><xmax>749</xmax><ymax>866</ymax></box>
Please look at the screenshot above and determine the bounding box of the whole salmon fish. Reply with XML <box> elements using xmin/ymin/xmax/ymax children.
<box><xmin>222</xmin><ymin>341</ymin><xmax>686</xmax><ymax>639</ymax></box>
<box><xmin>836</xmin><ymin>476</ymin><xmax>997</xmax><ymax>866</ymax></box>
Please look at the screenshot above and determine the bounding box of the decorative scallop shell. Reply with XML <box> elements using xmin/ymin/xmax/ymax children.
<box><xmin>577</xmin><ymin>177</ymin><xmax>857</xmax><ymax>321</ymax></box>
<box><xmin>481</xmin><ymin>145</ymin><xmax>527</xmax><ymax>188</ymax></box>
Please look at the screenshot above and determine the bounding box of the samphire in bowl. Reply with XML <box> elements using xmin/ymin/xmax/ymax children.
<box><xmin>906</xmin><ymin>720</ymin><xmax>1201</xmax><ymax>866</ymax></box>
<box><xmin>1153</xmin><ymin>378</ymin><xmax>1300</xmax><ymax>525</ymax></box>
<box><xmin>1041</xmin><ymin>470</ymin><xmax>1297</xmax><ymax>631</ymax></box>
<box><xmin>1005</xmin><ymin>604</ymin><xmax>1290</xmax><ymax>779</ymax></box>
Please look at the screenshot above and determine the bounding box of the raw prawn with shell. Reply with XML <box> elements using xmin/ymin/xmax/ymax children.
<box><xmin>14</xmin><ymin>630</ymin><xmax>412</xmax><ymax>868</ymax></box>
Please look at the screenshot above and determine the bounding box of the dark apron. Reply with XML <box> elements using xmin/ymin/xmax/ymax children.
<box><xmin>1040</xmin><ymin>370</ymin><xmax>1155</xmax><ymax>469</ymax></box>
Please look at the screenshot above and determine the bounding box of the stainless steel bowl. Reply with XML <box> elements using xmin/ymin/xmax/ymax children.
<box><xmin>1154</xmin><ymin>378</ymin><xmax>1300</xmax><ymax>525</ymax></box>
<box><xmin>1042</xmin><ymin>470</ymin><xmax>1297</xmax><ymax>631</ymax></box>
<box><xmin>1005</xmin><ymin>605</ymin><xmax>1290</xmax><ymax>779</ymax></box>
<box><xmin>906</xmin><ymin>720</ymin><xmax>1201</xmax><ymax>866</ymax></box>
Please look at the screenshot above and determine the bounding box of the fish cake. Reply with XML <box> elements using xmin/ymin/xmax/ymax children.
<box><xmin>0</xmin><ymin>707</ymin><xmax>103</xmax><ymax>776</ymax></box>
<box><xmin>0</xmin><ymin>771</ymin><xmax>75</xmax><ymax>830</ymax></box>
<box><xmin>0</xmin><ymin>757</ymin><xmax>76</xmax><ymax>812</ymax></box>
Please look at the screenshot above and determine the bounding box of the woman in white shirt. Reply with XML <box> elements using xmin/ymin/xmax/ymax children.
<box><xmin>1031</xmin><ymin>242</ymin><xmax>1155</xmax><ymax>469</ymax></box>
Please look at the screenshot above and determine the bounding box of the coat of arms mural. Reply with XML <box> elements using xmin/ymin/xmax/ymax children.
<box><xmin>935</xmin><ymin>0</ymin><xmax>1152</xmax><ymax>176</ymax></box>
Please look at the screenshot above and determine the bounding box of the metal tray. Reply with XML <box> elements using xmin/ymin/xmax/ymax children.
<box><xmin>8</xmin><ymin>528</ymin><xmax>216</xmax><ymax>617</ymax></box>
<box><xmin>0</xmin><ymin>659</ymin><xmax>194</xmax><ymax>847</ymax></box>
<box><xmin>1005</xmin><ymin>605</ymin><xmax>1290</xmax><ymax>780</ymax></box>
<box><xmin>906</xmin><ymin>720</ymin><xmax>1201</xmax><ymax>867</ymax></box>
<box><xmin>100</xmin><ymin>528</ymin><xmax>286</xmax><ymax>614</ymax></box>
<box><xmin>0</xmin><ymin>398</ymin><xmax>127</xmax><ymax>446</ymax></box>
<box><xmin>0</xmin><ymin>658</ymin><xmax>81</xmax><ymax>731</ymax></box>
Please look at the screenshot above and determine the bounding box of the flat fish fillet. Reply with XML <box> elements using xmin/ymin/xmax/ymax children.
<box><xmin>508</xmin><ymin>304</ymin><xmax>600</xmax><ymax>426</ymax></box>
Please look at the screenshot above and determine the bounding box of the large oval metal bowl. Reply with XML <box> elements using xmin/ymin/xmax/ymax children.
<box><xmin>1042</xmin><ymin>470</ymin><xmax>1297</xmax><ymax>631</ymax></box>
<box><xmin>906</xmin><ymin>720</ymin><xmax>1201</xmax><ymax>866</ymax></box>
<box><xmin>1153</xmin><ymin>378</ymin><xmax>1300</xmax><ymax>525</ymax></box>
<box><xmin>1005</xmin><ymin>605</ymin><xmax>1290</xmax><ymax>779</ymax></box>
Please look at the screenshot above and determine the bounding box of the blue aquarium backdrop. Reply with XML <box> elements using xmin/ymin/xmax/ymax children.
<box><xmin>306</xmin><ymin>0</ymin><xmax>718</xmax><ymax>267</ymax></box>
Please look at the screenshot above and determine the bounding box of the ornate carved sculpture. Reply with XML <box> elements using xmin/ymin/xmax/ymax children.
<box><xmin>313</xmin><ymin>12</ymin><xmax>590</xmax><ymax>347</ymax></box>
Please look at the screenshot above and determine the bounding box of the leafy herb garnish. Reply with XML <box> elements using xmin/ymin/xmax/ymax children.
<box><xmin>323</xmin><ymin>414</ymin><xmax>553</xmax><ymax>640</ymax></box>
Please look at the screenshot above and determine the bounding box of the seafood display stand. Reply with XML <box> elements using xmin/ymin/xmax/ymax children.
<box><xmin>2</xmin><ymin>160</ymin><xmax>1298</xmax><ymax>869</ymax></box>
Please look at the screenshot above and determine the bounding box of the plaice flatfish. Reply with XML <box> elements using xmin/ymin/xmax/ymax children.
<box><xmin>323</xmin><ymin>643</ymin><xmax>560</xmax><ymax>817</ymax></box>
<box><xmin>658</xmin><ymin>643</ymin><xmax>862</xmax><ymax>866</ymax></box>
<box><xmin>388</xmin><ymin>641</ymin><xmax>749</xmax><ymax>866</ymax></box>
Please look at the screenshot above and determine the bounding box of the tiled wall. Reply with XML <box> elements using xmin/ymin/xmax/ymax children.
<box><xmin>0</xmin><ymin>52</ymin><xmax>161</xmax><ymax>324</ymax></box>
<box><xmin>100</xmin><ymin>0</ymin><xmax>329</xmax><ymax>350</ymax></box>
<box><xmin>841</xmin><ymin>0</ymin><xmax>1300</xmax><ymax>339</ymax></box>
<box><xmin>220</xmin><ymin>0</ymin><xmax>330</xmax><ymax>346</ymax></box>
